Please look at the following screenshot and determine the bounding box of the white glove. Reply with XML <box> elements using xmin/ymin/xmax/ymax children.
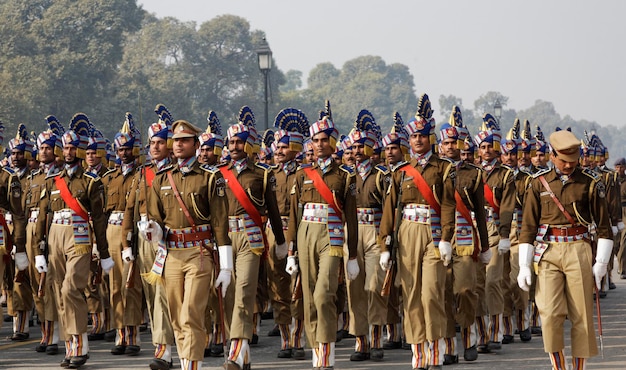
<box><xmin>346</xmin><ymin>258</ymin><xmax>360</xmax><ymax>281</ymax></box>
<box><xmin>35</xmin><ymin>255</ymin><xmax>48</xmax><ymax>273</ymax></box>
<box><xmin>122</xmin><ymin>247</ymin><xmax>135</xmax><ymax>263</ymax></box>
<box><xmin>92</xmin><ymin>244</ymin><xmax>100</xmax><ymax>259</ymax></box>
<box><xmin>275</xmin><ymin>242</ymin><xmax>288</xmax><ymax>260</ymax></box>
<box><xmin>498</xmin><ymin>238</ymin><xmax>511</xmax><ymax>255</ymax></box>
<box><xmin>593</xmin><ymin>238</ymin><xmax>614</xmax><ymax>290</ymax></box>
<box><xmin>285</xmin><ymin>256</ymin><xmax>298</xmax><ymax>276</ymax></box>
<box><xmin>479</xmin><ymin>248</ymin><xmax>493</xmax><ymax>264</ymax></box>
<box><xmin>100</xmin><ymin>257</ymin><xmax>114</xmax><ymax>275</ymax></box>
<box><xmin>612</xmin><ymin>225</ymin><xmax>618</xmax><ymax>236</ymax></box>
<box><xmin>140</xmin><ymin>220</ymin><xmax>163</xmax><ymax>242</ymax></box>
<box><xmin>438</xmin><ymin>241</ymin><xmax>452</xmax><ymax>266</ymax></box>
<box><xmin>10</xmin><ymin>245</ymin><xmax>16</xmax><ymax>259</ymax></box>
<box><xmin>215</xmin><ymin>245</ymin><xmax>233</xmax><ymax>297</ymax></box>
<box><xmin>379</xmin><ymin>251</ymin><xmax>391</xmax><ymax>271</ymax></box>
<box><xmin>14</xmin><ymin>252</ymin><xmax>29</xmax><ymax>271</ymax></box>
<box><xmin>517</xmin><ymin>243</ymin><xmax>534</xmax><ymax>292</ymax></box>
<box><xmin>618</xmin><ymin>221</ymin><xmax>625</xmax><ymax>231</ymax></box>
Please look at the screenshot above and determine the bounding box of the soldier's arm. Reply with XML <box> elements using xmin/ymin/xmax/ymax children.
<box><xmin>344</xmin><ymin>172</ymin><xmax>358</xmax><ymax>259</ymax></box>
<box><xmin>121</xmin><ymin>173</ymin><xmax>139</xmax><ymax>250</ymax></box>
<box><xmin>498</xmin><ymin>169</ymin><xmax>517</xmax><ymax>238</ymax></box>
<box><xmin>378</xmin><ymin>171</ymin><xmax>399</xmax><ymax>252</ymax></box>
<box><xmin>208</xmin><ymin>172</ymin><xmax>231</xmax><ymax>247</ymax></box>
<box><xmin>8</xmin><ymin>173</ymin><xmax>26</xmax><ymax>253</ymax></box>
<box><xmin>265</xmin><ymin>171</ymin><xmax>286</xmax><ymax>245</ymax></box>
<box><xmin>519</xmin><ymin>179</ymin><xmax>541</xmax><ymax>245</ymax></box>
<box><xmin>88</xmin><ymin>177</ymin><xmax>110</xmax><ymax>259</ymax></box>
<box><xmin>472</xmin><ymin>169</ymin><xmax>490</xmax><ymax>252</ymax></box>
<box><xmin>287</xmin><ymin>172</ymin><xmax>302</xmax><ymax>252</ymax></box>
<box><xmin>147</xmin><ymin>175</ymin><xmax>165</xmax><ymax>230</ymax></box>
<box><xmin>440</xmin><ymin>162</ymin><xmax>456</xmax><ymax>242</ymax></box>
<box><xmin>592</xmin><ymin>178</ymin><xmax>613</xmax><ymax>240</ymax></box>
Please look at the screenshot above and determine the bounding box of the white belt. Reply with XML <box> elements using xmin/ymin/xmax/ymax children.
<box><xmin>109</xmin><ymin>212</ymin><xmax>124</xmax><ymax>222</ymax></box>
<box><xmin>228</xmin><ymin>218</ymin><xmax>245</xmax><ymax>230</ymax></box>
<box><xmin>30</xmin><ymin>209</ymin><xmax>40</xmax><ymax>219</ymax></box>
<box><xmin>53</xmin><ymin>209</ymin><xmax>73</xmax><ymax>221</ymax></box>
<box><xmin>403</xmin><ymin>206</ymin><xmax>430</xmax><ymax>219</ymax></box>
<box><xmin>302</xmin><ymin>208</ymin><xmax>328</xmax><ymax>219</ymax></box>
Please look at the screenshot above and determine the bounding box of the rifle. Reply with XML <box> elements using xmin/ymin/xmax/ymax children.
<box><xmin>381</xmin><ymin>171</ymin><xmax>405</xmax><ymax>297</ymax></box>
<box><xmin>125</xmin><ymin>165</ymin><xmax>143</xmax><ymax>289</ymax></box>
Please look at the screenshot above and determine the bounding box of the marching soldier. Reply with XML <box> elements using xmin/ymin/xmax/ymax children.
<box><xmin>438</xmin><ymin>107</ymin><xmax>490</xmax><ymax>363</ymax></box>
<box><xmin>7</xmin><ymin>124</ymin><xmax>36</xmax><ymax>341</ymax></box>
<box><xmin>198</xmin><ymin>111</ymin><xmax>224</xmax><ymax>167</ymax></box>
<box><xmin>531</xmin><ymin>125</ymin><xmax>550</xmax><ymax>172</ymax></box>
<box><xmin>378</xmin><ymin>94</ymin><xmax>456</xmax><ymax>370</ymax></box>
<box><xmin>102</xmin><ymin>113</ymin><xmax>143</xmax><ymax>356</ymax></box>
<box><xmin>517</xmin><ymin>129</ymin><xmax>612</xmax><ymax>370</ymax></box>
<box><xmin>144</xmin><ymin>119</ymin><xmax>231</xmax><ymax>370</ymax></box>
<box><xmin>35</xmin><ymin>113</ymin><xmax>114</xmax><ymax>368</ymax></box>
<box><xmin>122</xmin><ymin>104</ymin><xmax>176</xmax><ymax>370</ymax></box>
<box><xmin>345</xmin><ymin>110</ymin><xmax>389</xmax><ymax>362</ymax></box>
<box><xmin>517</xmin><ymin>120</ymin><xmax>534</xmax><ymax>172</ymax></box>
<box><xmin>473</xmin><ymin>114</ymin><xmax>516</xmax><ymax>353</ymax></box>
<box><xmin>615</xmin><ymin>158</ymin><xmax>626</xmax><ymax>279</ymax></box>
<box><xmin>286</xmin><ymin>101</ymin><xmax>360</xmax><ymax>370</ymax></box>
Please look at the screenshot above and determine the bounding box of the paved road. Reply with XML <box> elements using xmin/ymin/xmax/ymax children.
<box><xmin>2</xmin><ymin>272</ymin><xmax>626</xmax><ymax>369</ymax></box>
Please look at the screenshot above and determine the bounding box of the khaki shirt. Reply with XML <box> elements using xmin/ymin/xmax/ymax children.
<box><xmin>0</xmin><ymin>167</ymin><xmax>26</xmax><ymax>253</ymax></box>
<box><xmin>620</xmin><ymin>175</ymin><xmax>626</xmax><ymax>220</ymax></box>
<box><xmin>121</xmin><ymin>163</ymin><xmax>158</xmax><ymax>249</ymax></box>
<box><xmin>519</xmin><ymin>167</ymin><xmax>612</xmax><ymax>244</ymax></box>
<box><xmin>147</xmin><ymin>161</ymin><xmax>230</xmax><ymax>247</ymax></box>
<box><xmin>455</xmin><ymin>161</ymin><xmax>489</xmax><ymax>252</ymax></box>
<box><xmin>35</xmin><ymin>166</ymin><xmax>109</xmax><ymax>258</ymax></box>
<box><xmin>483</xmin><ymin>162</ymin><xmax>516</xmax><ymax>238</ymax></box>
<box><xmin>287</xmin><ymin>161</ymin><xmax>358</xmax><ymax>258</ymax></box>
<box><xmin>355</xmin><ymin>164</ymin><xmax>390</xmax><ymax>209</ymax></box>
<box><xmin>378</xmin><ymin>155</ymin><xmax>456</xmax><ymax>250</ymax></box>
<box><xmin>271</xmin><ymin>161</ymin><xmax>298</xmax><ymax>216</ymax></box>
<box><xmin>598</xmin><ymin>166</ymin><xmax>621</xmax><ymax>224</ymax></box>
<box><xmin>102</xmin><ymin>166</ymin><xmax>138</xmax><ymax>215</ymax></box>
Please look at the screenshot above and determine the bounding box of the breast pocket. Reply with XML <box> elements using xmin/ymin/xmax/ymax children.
<box><xmin>400</xmin><ymin>180</ymin><xmax>419</xmax><ymax>204</ymax></box>
<box><xmin>160</xmin><ymin>189</ymin><xmax>176</xmax><ymax>210</ymax></box>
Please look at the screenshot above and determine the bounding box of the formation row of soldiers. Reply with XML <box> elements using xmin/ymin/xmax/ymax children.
<box><xmin>0</xmin><ymin>93</ymin><xmax>619</xmax><ymax>370</ymax></box>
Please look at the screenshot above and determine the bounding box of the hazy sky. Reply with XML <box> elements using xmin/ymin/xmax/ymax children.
<box><xmin>139</xmin><ymin>0</ymin><xmax>626</xmax><ymax>127</ymax></box>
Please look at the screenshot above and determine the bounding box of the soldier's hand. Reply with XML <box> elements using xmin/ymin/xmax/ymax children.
<box><xmin>517</xmin><ymin>266</ymin><xmax>533</xmax><ymax>292</ymax></box>
<box><xmin>594</xmin><ymin>238</ymin><xmax>614</xmax><ymax>290</ymax></box>
<box><xmin>14</xmin><ymin>252</ymin><xmax>29</xmax><ymax>271</ymax></box>
<box><xmin>479</xmin><ymin>249</ymin><xmax>492</xmax><ymax>264</ymax></box>
<box><xmin>122</xmin><ymin>247</ymin><xmax>135</xmax><ymax>263</ymax></box>
<box><xmin>517</xmin><ymin>243</ymin><xmax>534</xmax><ymax>291</ymax></box>
<box><xmin>618</xmin><ymin>221</ymin><xmax>625</xmax><ymax>232</ymax></box>
<box><xmin>275</xmin><ymin>242</ymin><xmax>288</xmax><ymax>260</ymax></box>
<box><xmin>438</xmin><ymin>241</ymin><xmax>452</xmax><ymax>266</ymax></box>
<box><xmin>612</xmin><ymin>225</ymin><xmax>618</xmax><ymax>237</ymax></box>
<box><xmin>346</xmin><ymin>258</ymin><xmax>359</xmax><ymax>281</ymax></box>
<box><xmin>379</xmin><ymin>251</ymin><xmax>391</xmax><ymax>271</ymax></box>
<box><xmin>215</xmin><ymin>269</ymin><xmax>232</xmax><ymax>297</ymax></box>
<box><xmin>142</xmin><ymin>220</ymin><xmax>163</xmax><ymax>242</ymax></box>
<box><xmin>498</xmin><ymin>238</ymin><xmax>511</xmax><ymax>255</ymax></box>
<box><xmin>35</xmin><ymin>255</ymin><xmax>48</xmax><ymax>273</ymax></box>
<box><xmin>92</xmin><ymin>244</ymin><xmax>100</xmax><ymax>259</ymax></box>
<box><xmin>285</xmin><ymin>256</ymin><xmax>298</xmax><ymax>276</ymax></box>
<box><xmin>101</xmin><ymin>257</ymin><xmax>115</xmax><ymax>275</ymax></box>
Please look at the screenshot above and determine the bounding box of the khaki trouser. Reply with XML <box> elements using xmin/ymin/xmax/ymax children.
<box><xmin>138</xmin><ymin>234</ymin><xmax>174</xmax><ymax>345</ymax></box>
<box><xmin>345</xmin><ymin>223</ymin><xmax>387</xmax><ymax>336</ymax></box>
<box><xmin>397</xmin><ymin>221</ymin><xmax>446</xmax><ymax>344</ymax></box>
<box><xmin>298</xmin><ymin>221</ymin><xmax>341</xmax><ymax>346</ymax></box>
<box><xmin>107</xmin><ymin>224</ymin><xmax>143</xmax><ymax>328</ymax></box>
<box><xmin>535</xmin><ymin>240</ymin><xmax>597</xmax><ymax>358</ymax></box>
<box><xmin>48</xmin><ymin>223</ymin><xmax>91</xmax><ymax>339</ymax></box>
<box><xmin>445</xmin><ymin>251</ymin><xmax>478</xmax><ymax>339</ymax></box>
<box><xmin>164</xmin><ymin>246</ymin><xmax>214</xmax><ymax>361</ymax></box>
<box><xmin>265</xmin><ymin>227</ymin><xmax>293</xmax><ymax>325</ymax></box>
<box><xmin>618</xmin><ymin>230</ymin><xmax>626</xmax><ymax>274</ymax></box>
<box><xmin>475</xmin><ymin>221</ymin><xmax>504</xmax><ymax>316</ymax></box>
<box><xmin>225</xmin><ymin>230</ymin><xmax>260</xmax><ymax>340</ymax></box>
<box><xmin>26</xmin><ymin>220</ymin><xmax>57</xmax><ymax>322</ymax></box>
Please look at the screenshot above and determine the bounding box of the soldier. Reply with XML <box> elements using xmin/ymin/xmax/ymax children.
<box><xmin>438</xmin><ymin>107</ymin><xmax>490</xmax><ymax>363</ymax></box>
<box><xmin>219</xmin><ymin>106</ymin><xmax>286</xmax><ymax>370</ymax></box>
<box><xmin>473</xmin><ymin>114</ymin><xmax>515</xmax><ymax>353</ymax></box>
<box><xmin>123</xmin><ymin>104</ymin><xmax>176</xmax><ymax>370</ymax></box>
<box><xmin>144</xmin><ymin>119</ymin><xmax>231</xmax><ymax>370</ymax></box>
<box><xmin>378</xmin><ymin>94</ymin><xmax>455</xmax><ymax>370</ymax></box>
<box><xmin>615</xmin><ymin>158</ymin><xmax>626</xmax><ymax>279</ymax></box>
<box><xmin>345</xmin><ymin>110</ymin><xmax>389</xmax><ymax>362</ymax></box>
<box><xmin>531</xmin><ymin>125</ymin><xmax>550</xmax><ymax>171</ymax></box>
<box><xmin>517</xmin><ymin>120</ymin><xmax>535</xmax><ymax>172</ymax></box>
<box><xmin>517</xmin><ymin>129</ymin><xmax>612</xmax><ymax>370</ymax></box>
<box><xmin>460</xmin><ymin>137</ymin><xmax>477</xmax><ymax>165</ymax></box>
<box><xmin>101</xmin><ymin>113</ymin><xmax>144</xmax><ymax>356</ymax></box>
<box><xmin>7</xmin><ymin>124</ymin><xmax>36</xmax><ymax>341</ymax></box>
<box><xmin>198</xmin><ymin>111</ymin><xmax>224</xmax><ymax>167</ymax></box>
<box><xmin>27</xmin><ymin>117</ymin><xmax>64</xmax><ymax>354</ymax></box>
<box><xmin>286</xmin><ymin>101</ymin><xmax>360</xmax><ymax>370</ymax></box>
<box><xmin>34</xmin><ymin>113</ymin><xmax>114</xmax><ymax>368</ymax></box>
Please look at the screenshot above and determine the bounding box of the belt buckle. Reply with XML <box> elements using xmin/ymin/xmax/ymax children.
<box><xmin>62</xmin><ymin>210</ymin><xmax>71</xmax><ymax>220</ymax></box>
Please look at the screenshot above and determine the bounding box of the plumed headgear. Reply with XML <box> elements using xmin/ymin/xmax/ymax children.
<box><xmin>273</xmin><ymin>107</ymin><xmax>309</xmax><ymax>153</ymax></box>
<box><xmin>199</xmin><ymin>110</ymin><xmax>224</xmax><ymax>157</ymax></box>
<box><xmin>62</xmin><ymin>113</ymin><xmax>91</xmax><ymax>159</ymax></box>
<box><xmin>500</xmin><ymin>119</ymin><xmax>521</xmax><ymax>155</ymax></box>
<box><xmin>474</xmin><ymin>113</ymin><xmax>501</xmax><ymax>152</ymax></box>
<box><xmin>348</xmin><ymin>109</ymin><xmax>380</xmax><ymax>157</ymax></box>
<box><xmin>8</xmin><ymin>123</ymin><xmax>35</xmax><ymax>160</ymax></box>
<box><xmin>114</xmin><ymin>112</ymin><xmax>141</xmax><ymax>157</ymax></box>
<box><xmin>309</xmin><ymin>100</ymin><xmax>339</xmax><ymax>149</ymax></box>
<box><xmin>519</xmin><ymin>119</ymin><xmax>537</xmax><ymax>156</ymax></box>
<box><xmin>439</xmin><ymin>106</ymin><xmax>469</xmax><ymax>149</ymax></box>
<box><xmin>405</xmin><ymin>94</ymin><xmax>437</xmax><ymax>151</ymax></box>
<box><xmin>227</xmin><ymin>106</ymin><xmax>259</xmax><ymax>156</ymax></box>
<box><xmin>150</xmin><ymin>104</ymin><xmax>173</xmax><ymax>149</ymax></box>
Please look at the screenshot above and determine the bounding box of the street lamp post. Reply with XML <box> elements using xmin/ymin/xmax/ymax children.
<box><xmin>256</xmin><ymin>38</ymin><xmax>272</xmax><ymax>131</ymax></box>
<box><xmin>494</xmin><ymin>99</ymin><xmax>502</xmax><ymax>125</ymax></box>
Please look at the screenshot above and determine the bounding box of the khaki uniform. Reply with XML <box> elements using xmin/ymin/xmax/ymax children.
<box><xmin>598</xmin><ymin>166</ymin><xmax>621</xmax><ymax>283</ymax></box>
<box><xmin>122</xmin><ymin>163</ymin><xmax>175</xmax><ymax>349</ymax></box>
<box><xmin>0</xmin><ymin>167</ymin><xmax>27</xmax><ymax>332</ymax></box>
<box><xmin>520</xmin><ymin>167</ymin><xmax>610</xmax><ymax>358</ymax></box>
<box><xmin>102</xmin><ymin>165</ymin><xmax>143</xmax><ymax>345</ymax></box>
<box><xmin>378</xmin><ymin>155</ymin><xmax>455</xmax><ymax>367</ymax></box>
<box><xmin>35</xmin><ymin>165</ymin><xmax>109</xmax><ymax>356</ymax></box>
<box><xmin>475</xmin><ymin>161</ymin><xmax>515</xmax><ymax>346</ymax></box>
<box><xmin>147</xmin><ymin>161</ymin><xmax>230</xmax><ymax>362</ymax></box>
<box><xmin>617</xmin><ymin>175</ymin><xmax>626</xmax><ymax>274</ymax></box>
<box><xmin>287</xmin><ymin>161</ymin><xmax>358</xmax><ymax>347</ymax></box>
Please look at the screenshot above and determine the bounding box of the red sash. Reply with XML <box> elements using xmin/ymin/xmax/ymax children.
<box><xmin>303</xmin><ymin>166</ymin><xmax>343</xmax><ymax>217</ymax></box>
<box><xmin>219</xmin><ymin>167</ymin><xmax>269</xmax><ymax>251</ymax></box>
<box><xmin>483</xmin><ymin>181</ymin><xmax>500</xmax><ymax>216</ymax></box>
<box><xmin>399</xmin><ymin>165</ymin><xmax>441</xmax><ymax>216</ymax></box>
<box><xmin>54</xmin><ymin>176</ymin><xmax>89</xmax><ymax>221</ymax></box>
<box><xmin>145</xmin><ymin>166</ymin><xmax>156</xmax><ymax>187</ymax></box>
<box><xmin>455</xmin><ymin>190</ymin><xmax>480</xmax><ymax>260</ymax></box>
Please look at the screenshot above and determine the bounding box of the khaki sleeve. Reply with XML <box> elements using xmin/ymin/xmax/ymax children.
<box><xmin>88</xmin><ymin>177</ymin><xmax>110</xmax><ymax>259</ymax></box>
<box><xmin>265</xmin><ymin>171</ymin><xmax>285</xmax><ymax>245</ymax></box>
<box><xmin>209</xmin><ymin>172</ymin><xmax>231</xmax><ymax>247</ymax></box>
<box><xmin>440</xmin><ymin>162</ymin><xmax>456</xmax><ymax>242</ymax></box>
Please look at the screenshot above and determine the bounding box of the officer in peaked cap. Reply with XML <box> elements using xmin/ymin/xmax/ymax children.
<box><xmin>517</xmin><ymin>129</ymin><xmax>611</xmax><ymax>369</ymax></box>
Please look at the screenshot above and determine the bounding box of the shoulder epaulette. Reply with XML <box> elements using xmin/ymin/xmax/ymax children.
<box><xmin>391</xmin><ymin>161</ymin><xmax>409</xmax><ymax>172</ymax></box>
<box><xmin>3</xmin><ymin>167</ymin><xmax>15</xmax><ymax>176</ymax></box>
<box><xmin>200</xmin><ymin>164</ymin><xmax>219</xmax><ymax>173</ymax></box>
<box><xmin>156</xmin><ymin>164</ymin><xmax>174</xmax><ymax>174</ymax></box>
<box><xmin>27</xmin><ymin>169</ymin><xmax>42</xmax><ymax>179</ymax></box>
<box><xmin>532</xmin><ymin>167</ymin><xmax>552</xmax><ymax>178</ymax></box>
<box><xmin>269</xmin><ymin>163</ymin><xmax>280</xmax><ymax>170</ymax></box>
<box><xmin>103</xmin><ymin>168</ymin><xmax>117</xmax><ymax>178</ymax></box>
<box><xmin>463</xmin><ymin>162</ymin><xmax>481</xmax><ymax>170</ymax></box>
<box><xmin>518</xmin><ymin>167</ymin><xmax>533</xmax><ymax>177</ymax></box>
<box><xmin>298</xmin><ymin>163</ymin><xmax>313</xmax><ymax>170</ymax></box>
<box><xmin>501</xmin><ymin>164</ymin><xmax>515</xmax><ymax>171</ymax></box>
<box><xmin>84</xmin><ymin>171</ymin><xmax>101</xmax><ymax>181</ymax></box>
<box><xmin>255</xmin><ymin>162</ymin><xmax>272</xmax><ymax>171</ymax></box>
<box><xmin>581</xmin><ymin>167</ymin><xmax>600</xmax><ymax>181</ymax></box>
<box><xmin>374</xmin><ymin>164</ymin><xmax>389</xmax><ymax>175</ymax></box>
<box><xmin>340</xmin><ymin>164</ymin><xmax>355</xmax><ymax>175</ymax></box>
<box><xmin>439</xmin><ymin>156</ymin><xmax>454</xmax><ymax>164</ymax></box>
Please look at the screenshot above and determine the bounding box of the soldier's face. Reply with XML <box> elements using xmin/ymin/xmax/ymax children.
<box><xmin>352</xmin><ymin>142</ymin><xmax>369</xmax><ymax>163</ymax></box>
<box><xmin>228</xmin><ymin>136</ymin><xmax>247</xmax><ymax>161</ymax></box>
<box><xmin>460</xmin><ymin>151</ymin><xmax>473</xmax><ymax>163</ymax></box>
<box><xmin>551</xmin><ymin>153</ymin><xmax>577</xmax><ymax>175</ymax></box>
<box><xmin>312</xmin><ymin>133</ymin><xmax>333</xmax><ymax>159</ymax></box>
<box><xmin>150</xmin><ymin>137</ymin><xmax>169</xmax><ymax>161</ymax></box>
<box><xmin>10</xmin><ymin>150</ymin><xmax>27</xmax><ymax>169</ymax></box>
<box><xmin>305</xmin><ymin>151</ymin><xmax>315</xmax><ymax>163</ymax></box>
<box><xmin>198</xmin><ymin>146</ymin><xmax>217</xmax><ymax>165</ymax></box>
<box><xmin>500</xmin><ymin>151</ymin><xmax>518</xmax><ymax>167</ymax></box>
<box><xmin>440</xmin><ymin>139</ymin><xmax>460</xmax><ymax>160</ymax></box>
<box><xmin>342</xmin><ymin>150</ymin><xmax>355</xmax><ymax>166</ymax></box>
<box><xmin>117</xmin><ymin>147</ymin><xmax>135</xmax><ymax>165</ymax></box>
<box><xmin>85</xmin><ymin>149</ymin><xmax>101</xmax><ymax>167</ymax></box>
<box><xmin>616</xmin><ymin>164</ymin><xmax>625</xmax><ymax>176</ymax></box>
<box><xmin>38</xmin><ymin>144</ymin><xmax>55</xmax><ymax>164</ymax></box>
<box><xmin>385</xmin><ymin>144</ymin><xmax>403</xmax><ymax>165</ymax></box>
<box><xmin>479</xmin><ymin>142</ymin><xmax>497</xmax><ymax>162</ymax></box>
<box><xmin>274</xmin><ymin>142</ymin><xmax>295</xmax><ymax>164</ymax></box>
<box><xmin>518</xmin><ymin>151</ymin><xmax>531</xmax><ymax>167</ymax></box>
<box><xmin>531</xmin><ymin>152</ymin><xmax>547</xmax><ymax>167</ymax></box>
<box><xmin>410</xmin><ymin>133</ymin><xmax>430</xmax><ymax>155</ymax></box>
<box><xmin>63</xmin><ymin>145</ymin><xmax>77</xmax><ymax>163</ymax></box>
<box><xmin>173</xmin><ymin>137</ymin><xmax>199</xmax><ymax>159</ymax></box>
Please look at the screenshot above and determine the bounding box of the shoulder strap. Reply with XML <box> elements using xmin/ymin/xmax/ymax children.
<box><xmin>166</xmin><ymin>170</ymin><xmax>197</xmax><ymax>228</ymax></box>
<box><xmin>399</xmin><ymin>165</ymin><xmax>441</xmax><ymax>216</ymax></box>
<box><xmin>303</xmin><ymin>166</ymin><xmax>343</xmax><ymax>217</ymax></box>
<box><xmin>483</xmin><ymin>180</ymin><xmax>500</xmax><ymax>215</ymax></box>
<box><xmin>145</xmin><ymin>166</ymin><xmax>156</xmax><ymax>187</ymax></box>
<box><xmin>218</xmin><ymin>167</ymin><xmax>265</xmax><ymax>229</ymax></box>
<box><xmin>54</xmin><ymin>175</ymin><xmax>89</xmax><ymax>221</ymax></box>
<box><xmin>538</xmin><ymin>175</ymin><xmax>578</xmax><ymax>225</ymax></box>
